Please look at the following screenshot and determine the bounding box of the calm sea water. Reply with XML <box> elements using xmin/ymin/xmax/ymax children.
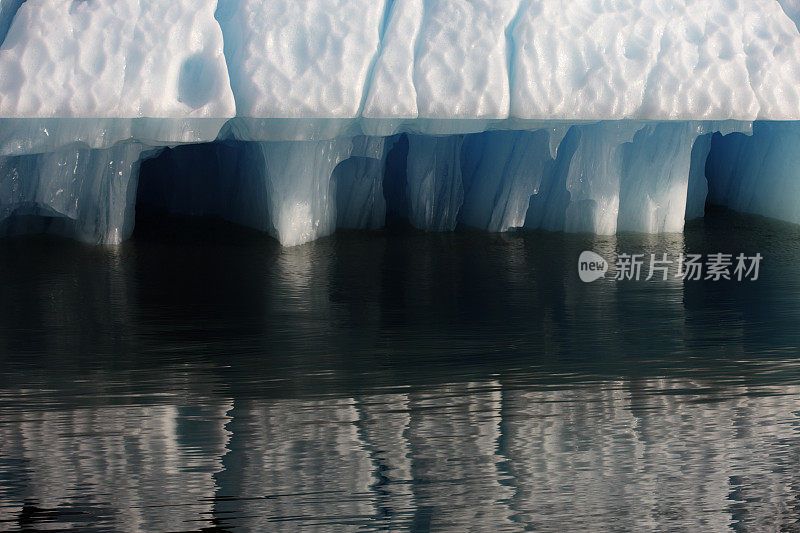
<box><xmin>1</xmin><ymin>209</ymin><xmax>800</xmax><ymax>531</ymax></box>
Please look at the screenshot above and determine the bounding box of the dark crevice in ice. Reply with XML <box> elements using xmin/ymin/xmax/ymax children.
<box><xmin>382</xmin><ymin>133</ymin><xmax>411</xmax><ymax>229</ymax></box>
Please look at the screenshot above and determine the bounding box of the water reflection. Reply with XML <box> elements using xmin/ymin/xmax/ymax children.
<box><xmin>0</xmin><ymin>210</ymin><xmax>799</xmax><ymax>530</ymax></box>
<box><xmin>0</xmin><ymin>402</ymin><xmax>231</xmax><ymax>531</ymax></box>
<box><xmin>2</xmin><ymin>383</ymin><xmax>800</xmax><ymax>531</ymax></box>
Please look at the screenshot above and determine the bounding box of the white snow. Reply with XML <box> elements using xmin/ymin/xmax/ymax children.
<box><xmin>0</xmin><ymin>0</ymin><xmax>234</xmax><ymax>119</ymax></box>
<box><xmin>362</xmin><ymin>0</ymin><xmax>423</xmax><ymax>121</ymax></box>
<box><xmin>2</xmin><ymin>0</ymin><xmax>800</xmax><ymax>126</ymax></box>
<box><xmin>217</xmin><ymin>0</ymin><xmax>383</xmax><ymax>119</ymax></box>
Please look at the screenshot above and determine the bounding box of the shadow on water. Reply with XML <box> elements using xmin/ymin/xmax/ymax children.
<box><xmin>0</xmin><ymin>208</ymin><xmax>800</xmax><ymax>530</ymax></box>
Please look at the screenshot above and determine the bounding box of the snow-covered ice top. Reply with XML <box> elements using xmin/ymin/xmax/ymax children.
<box><xmin>0</xmin><ymin>0</ymin><xmax>234</xmax><ymax>118</ymax></box>
<box><xmin>2</xmin><ymin>0</ymin><xmax>800</xmax><ymax>126</ymax></box>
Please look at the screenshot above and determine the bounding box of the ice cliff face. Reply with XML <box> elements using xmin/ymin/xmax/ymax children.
<box><xmin>1</xmin><ymin>1</ymin><xmax>800</xmax><ymax>245</ymax></box>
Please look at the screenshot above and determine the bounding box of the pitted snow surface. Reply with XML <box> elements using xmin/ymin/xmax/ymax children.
<box><xmin>2</xmin><ymin>0</ymin><xmax>800</xmax><ymax>122</ymax></box>
<box><xmin>0</xmin><ymin>0</ymin><xmax>234</xmax><ymax>118</ymax></box>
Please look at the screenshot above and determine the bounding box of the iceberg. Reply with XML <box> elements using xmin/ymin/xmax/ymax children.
<box><xmin>1</xmin><ymin>0</ymin><xmax>800</xmax><ymax>245</ymax></box>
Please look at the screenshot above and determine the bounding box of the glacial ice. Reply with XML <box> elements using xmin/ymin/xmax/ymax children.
<box><xmin>707</xmin><ymin>122</ymin><xmax>800</xmax><ymax>226</ymax></box>
<box><xmin>1</xmin><ymin>0</ymin><xmax>800</xmax><ymax>245</ymax></box>
<box><xmin>136</xmin><ymin>136</ymin><xmax>391</xmax><ymax>246</ymax></box>
<box><xmin>460</xmin><ymin>130</ymin><xmax>551</xmax><ymax>233</ymax></box>
<box><xmin>0</xmin><ymin>142</ymin><xmax>149</xmax><ymax>244</ymax></box>
<box><xmin>0</xmin><ymin>0</ymin><xmax>234</xmax><ymax>119</ymax></box>
<box><xmin>0</xmin><ymin>0</ymin><xmax>23</xmax><ymax>47</ymax></box>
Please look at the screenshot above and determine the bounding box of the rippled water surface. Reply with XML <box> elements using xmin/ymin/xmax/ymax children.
<box><xmin>1</xmin><ymin>209</ymin><xmax>800</xmax><ymax>531</ymax></box>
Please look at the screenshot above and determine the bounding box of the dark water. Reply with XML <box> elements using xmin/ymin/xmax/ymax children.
<box><xmin>1</xmin><ymin>209</ymin><xmax>800</xmax><ymax>531</ymax></box>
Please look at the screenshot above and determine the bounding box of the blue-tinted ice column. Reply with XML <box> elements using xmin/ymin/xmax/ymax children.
<box><xmin>527</xmin><ymin>123</ymin><xmax>638</xmax><ymax>234</ymax></box>
<box><xmin>0</xmin><ymin>142</ymin><xmax>147</xmax><ymax>244</ymax></box>
<box><xmin>460</xmin><ymin>130</ymin><xmax>551</xmax><ymax>232</ymax></box>
<box><xmin>259</xmin><ymin>136</ymin><xmax>392</xmax><ymax>244</ymax></box>
<box><xmin>706</xmin><ymin>122</ymin><xmax>800</xmax><ymax>225</ymax></box>
<box><xmin>617</xmin><ymin>122</ymin><xmax>699</xmax><ymax>233</ymax></box>
<box><xmin>405</xmin><ymin>135</ymin><xmax>464</xmax><ymax>231</ymax></box>
<box><xmin>256</xmin><ymin>139</ymin><xmax>354</xmax><ymax>246</ymax></box>
<box><xmin>528</xmin><ymin>122</ymin><xmax>705</xmax><ymax>234</ymax></box>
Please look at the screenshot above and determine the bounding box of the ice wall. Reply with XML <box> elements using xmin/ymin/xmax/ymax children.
<box><xmin>0</xmin><ymin>118</ymin><xmax>789</xmax><ymax>247</ymax></box>
<box><xmin>133</xmin><ymin>121</ymin><xmax>764</xmax><ymax>246</ymax></box>
<box><xmin>1</xmin><ymin>0</ymin><xmax>800</xmax><ymax>245</ymax></box>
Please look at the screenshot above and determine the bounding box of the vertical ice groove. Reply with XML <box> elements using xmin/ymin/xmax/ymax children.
<box><xmin>362</xmin><ymin>0</ymin><xmax>423</xmax><ymax>128</ymax></box>
<box><xmin>527</xmin><ymin>122</ymin><xmax>703</xmax><ymax>235</ymax></box>
<box><xmin>356</xmin><ymin>0</ymin><xmax>393</xmax><ymax>118</ymax></box>
<box><xmin>526</xmin><ymin>126</ymin><xmax>580</xmax><ymax>232</ymax></box>
<box><xmin>214</xmin><ymin>0</ymin><xmax>243</xmax><ymax>115</ymax></box>
<box><xmin>504</xmin><ymin>0</ymin><xmax>526</xmax><ymax>122</ymax></box>
<box><xmin>118</xmin><ymin>1</ymin><xmax>144</xmax><ymax>117</ymax></box>
<box><xmin>333</xmin><ymin>155</ymin><xmax>387</xmax><ymax>230</ymax></box>
<box><xmin>617</xmin><ymin>122</ymin><xmax>698</xmax><ymax>234</ymax></box>
<box><xmin>546</xmin><ymin>125</ymin><xmax>571</xmax><ymax>159</ymax></box>
<box><xmin>411</xmin><ymin>0</ymin><xmax>428</xmax><ymax>122</ymax></box>
<box><xmin>737</xmin><ymin>9</ymin><xmax>763</xmax><ymax>122</ymax></box>
<box><xmin>562</xmin><ymin>123</ymin><xmax>639</xmax><ymax>234</ymax></box>
<box><xmin>380</xmin><ymin>0</ymin><xmax>396</xmax><ymax>37</ymax></box>
<box><xmin>334</xmin><ymin>136</ymin><xmax>391</xmax><ymax>230</ymax></box>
